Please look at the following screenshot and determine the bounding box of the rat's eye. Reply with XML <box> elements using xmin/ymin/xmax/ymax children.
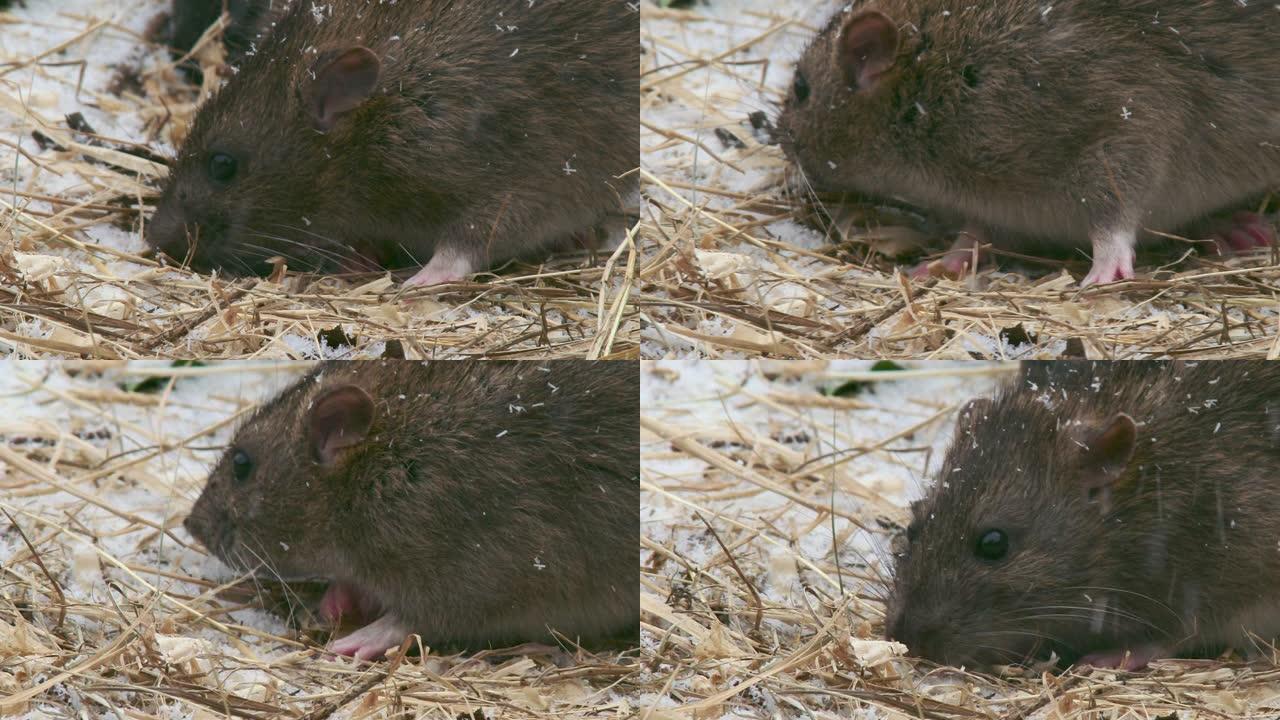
<box><xmin>793</xmin><ymin>72</ymin><xmax>810</xmax><ymax>104</ymax></box>
<box><xmin>207</xmin><ymin>152</ymin><xmax>238</xmax><ymax>185</ymax></box>
<box><xmin>974</xmin><ymin>528</ymin><xmax>1009</xmax><ymax>561</ymax></box>
<box><xmin>231</xmin><ymin>449</ymin><xmax>253</xmax><ymax>483</ymax></box>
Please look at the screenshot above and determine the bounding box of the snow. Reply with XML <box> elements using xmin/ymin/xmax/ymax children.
<box><xmin>0</xmin><ymin>359</ymin><xmax>311</xmax><ymax>715</ymax></box>
<box><xmin>642</xmin><ymin>0</ymin><xmax>840</xmax><ymax>250</ymax></box>
<box><xmin>0</xmin><ymin>0</ymin><xmax>173</xmax><ymax>263</ymax></box>
<box><xmin>642</xmin><ymin>359</ymin><xmax>1002</xmax><ymax>606</ymax></box>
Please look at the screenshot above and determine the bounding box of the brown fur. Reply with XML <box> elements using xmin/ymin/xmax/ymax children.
<box><xmin>777</xmin><ymin>1</ymin><xmax>1280</xmax><ymax>254</ymax></box>
<box><xmin>184</xmin><ymin>360</ymin><xmax>640</xmax><ymax>648</ymax></box>
<box><xmin>887</xmin><ymin>361</ymin><xmax>1280</xmax><ymax>668</ymax></box>
<box><xmin>149</xmin><ymin>0</ymin><xmax>639</xmax><ymax>277</ymax></box>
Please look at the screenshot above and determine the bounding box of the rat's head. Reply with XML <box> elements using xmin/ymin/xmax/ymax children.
<box><xmin>775</xmin><ymin>5</ymin><xmax>973</xmax><ymax>193</ymax></box>
<box><xmin>149</xmin><ymin>45</ymin><xmax>387</xmax><ymax>275</ymax></box>
<box><xmin>885</xmin><ymin>396</ymin><xmax>1145</xmax><ymax>669</ymax></box>
<box><xmin>184</xmin><ymin>380</ymin><xmax>377</xmax><ymax>580</ymax></box>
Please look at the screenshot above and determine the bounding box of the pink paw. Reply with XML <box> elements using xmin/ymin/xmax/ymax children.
<box><xmin>328</xmin><ymin>614</ymin><xmax>411</xmax><ymax>661</ymax></box>
<box><xmin>908</xmin><ymin>231</ymin><xmax>983</xmax><ymax>279</ymax></box>
<box><xmin>1081</xmin><ymin>259</ymin><xmax>1134</xmax><ymax>286</ymax></box>
<box><xmin>1212</xmin><ymin>212</ymin><xmax>1276</xmax><ymax>256</ymax></box>
<box><xmin>1082</xmin><ymin>229</ymin><xmax>1136</xmax><ymax>286</ymax></box>
<box><xmin>1077</xmin><ymin>645</ymin><xmax>1166</xmax><ymax>671</ymax></box>
<box><xmin>319</xmin><ymin>581</ymin><xmax>381</xmax><ymax>625</ymax></box>
<box><xmin>404</xmin><ymin>251</ymin><xmax>477</xmax><ymax>287</ymax></box>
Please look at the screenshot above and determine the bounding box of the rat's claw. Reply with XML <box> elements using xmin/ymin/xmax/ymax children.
<box><xmin>328</xmin><ymin>614</ymin><xmax>411</xmax><ymax>661</ymax></box>
<box><xmin>1081</xmin><ymin>228</ymin><xmax>1136</xmax><ymax>286</ymax></box>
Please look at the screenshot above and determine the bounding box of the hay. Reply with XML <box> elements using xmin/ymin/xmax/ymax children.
<box><xmin>0</xmin><ymin>361</ymin><xmax>642</xmax><ymax>719</ymax></box>
<box><xmin>638</xmin><ymin>2</ymin><xmax>1280</xmax><ymax>359</ymax></box>
<box><xmin>639</xmin><ymin>359</ymin><xmax>1280</xmax><ymax>719</ymax></box>
<box><xmin>0</xmin><ymin>1</ymin><xmax>640</xmax><ymax>360</ymax></box>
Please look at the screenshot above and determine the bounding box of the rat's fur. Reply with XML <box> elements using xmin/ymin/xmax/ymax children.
<box><xmin>776</xmin><ymin>1</ymin><xmax>1280</xmax><ymax>283</ymax></box>
<box><xmin>150</xmin><ymin>0</ymin><xmax>637</xmax><ymax>282</ymax></box>
<box><xmin>887</xmin><ymin>361</ymin><xmax>1280</xmax><ymax>669</ymax></box>
<box><xmin>184</xmin><ymin>360</ymin><xmax>639</xmax><ymax>652</ymax></box>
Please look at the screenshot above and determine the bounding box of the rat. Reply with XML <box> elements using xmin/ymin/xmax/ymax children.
<box><xmin>885</xmin><ymin>360</ymin><xmax>1280</xmax><ymax>671</ymax></box>
<box><xmin>148</xmin><ymin>0</ymin><xmax>638</xmax><ymax>286</ymax></box>
<box><xmin>775</xmin><ymin>1</ymin><xmax>1280</xmax><ymax>285</ymax></box>
<box><xmin>183</xmin><ymin>360</ymin><xmax>640</xmax><ymax>660</ymax></box>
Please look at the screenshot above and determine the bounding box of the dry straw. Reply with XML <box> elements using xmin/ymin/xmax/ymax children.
<box><xmin>640</xmin><ymin>361</ymin><xmax>1280</xmax><ymax>718</ymax></box>
<box><xmin>638</xmin><ymin>5</ymin><xmax>1280</xmax><ymax>359</ymax></box>
<box><xmin>0</xmin><ymin>8</ymin><xmax>640</xmax><ymax>360</ymax></box>
<box><xmin>1</xmin><ymin>361</ymin><xmax>642</xmax><ymax>719</ymax></box>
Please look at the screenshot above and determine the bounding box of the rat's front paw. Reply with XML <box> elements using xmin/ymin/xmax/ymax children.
<box><xmin>1077</xmin><ymin>644</ymin><xmax>1165</xmax><ymax>671</ymax></box>
<box><xmin>319</xmin><ymin>581</ymin><xmax>382</xmax><ymax>625</ymax></box>
<box><xmin>404</xmin><ymin>250</ymin><xmax>476</xmax><ymax>287</ymax></box>
<box><xmin>328</xmin><ymin>614</ymin><xmax>411</xmax><ymax>661</ymax></box>
<box><xmin>906</xmin><ymin>230</ymin><xmax>984</xmax><ymax>279</ymax></box>
<box><xmin>1082</xmin><ymin>228</ymin><xmax>1136</xmax><ymax>286</ymax></box>
<box><xmin>1212</xmin><ymin>211</ymin><xmax>1276</xmax><ymax>255</ymax></box>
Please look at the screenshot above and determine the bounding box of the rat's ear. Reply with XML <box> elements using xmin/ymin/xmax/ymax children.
<box><xmin>1078</xmin><ymin>413</ymin><xmax>1138</xmax><ymax>488</ymax></box>
<box><xmin>836</xmin><ymin>10</ymin><xmax>900</xmax><ymax>91</ymax></box>
<box><xmin>308</xmin><ymin>385</ymin><xmax>375</xmax><ymax>465</ymax></box>
<box><xmin>956</xmin><ymin>397</ymin><xmax>993</xmax><ymax>434</ymax></box>
<box><xmin>308</xmin><ymin>46</ymin><xmax>381</xmax><ymax>131</ymax></box>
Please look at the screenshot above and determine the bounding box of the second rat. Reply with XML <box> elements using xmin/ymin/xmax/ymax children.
<box><xmin>149</xmin><ymin>0</ymin><xmax>637</xmax><ymax>286</ymax></box>
<box><xmin>776</xmin><ymin>1</ymin><xmax>1280</xmax><ymax>285</ymax></box>
<box><xmin>184</xmin><ymin>360</ymin><xmax>640</xmax><ymax>660</ymax></box>
<box><xmin>887</xmin><ymin>361</ymin><xmax>1280</xmax><ymax>670</ymax></box>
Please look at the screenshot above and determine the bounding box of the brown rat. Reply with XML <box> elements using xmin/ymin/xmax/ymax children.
<box><xmin>183</xmin><ymin>360</ymin><xmax>639</xmax><ymax>659</ymax></box>
<box><xmin>776</xmin><ymin>1</ymin><xmax>1280</xmax><ymax>285</ymax></box>
<box><xmin>887</xmin><ymin>360</ymin><xmax>1280</xmax><ymax>670</ymax></box>
<box><xmin>149</xmin><ymin>0</ymin><xmax>638</xmax><ymax>286</ymax></box>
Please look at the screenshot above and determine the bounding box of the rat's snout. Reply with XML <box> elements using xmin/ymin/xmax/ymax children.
<box><xmin>183</xmin><ymin>512</ymin><xmax>208</xmax><ymax>547</ymax></box>
<box><xmin>887</xmin><ymin>609</ymin><xmax>951</xmax><ymax>664</ymax></box>
<box><xmin>147</xmin><ymin>202</ymin><xmax>193</xmax><ymax>264</ymax></box>
<box><xmin>183</xmin><ymin>502</ymin><xmax>230</xmax><ymax>557</ymax></box>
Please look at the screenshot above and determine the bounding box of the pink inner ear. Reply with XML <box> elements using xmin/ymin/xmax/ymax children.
<box><xmin>1081</xmin><ymin>413</ymin><xmax>1138</xmax><ymax>488</ymax></box>
<box><xmin>308</xmin><ymin>385</ymin><xmax>375</xmax><ymax>464</ymax></box>
<box><xmin>837</xmin><ymin>11</ymin><xmax>900</xmax><ymax>90</ymax></box>
<box><xmin>310</xmin><ymin>46</ymin><xmax>381</xmax><ymax>131</ymax></box>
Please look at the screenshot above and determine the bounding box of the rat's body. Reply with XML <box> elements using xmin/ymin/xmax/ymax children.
<box><xmin>887</xmin><ymin>361</ymin><xmax>1280</xmax><ymax>670</ymax></box>
<box><xmin>184</xmin><ymin>361</ymin><xmax>640</xmax><ymax>659</ymax></box>
<box><xmin>150</xmin><ymin>0</ymin><xmax>637</xmax><ymax>286</ymax></box>
<box><xmin>777</xmin><ymin>1</ymin><xmax>1280</xmax><ymax>285</ymax></box>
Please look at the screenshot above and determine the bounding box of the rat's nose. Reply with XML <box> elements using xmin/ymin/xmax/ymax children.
<box><xmin>147</xmin><ymin>199</ymin><xmax>197</xmax><ymax>265</ymax></box>
<box><xmin>888</xmin><ymin>612</ymin><xmax>949</xmax><ymax>663</ymax></box>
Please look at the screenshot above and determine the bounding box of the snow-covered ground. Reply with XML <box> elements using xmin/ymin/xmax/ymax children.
<box><xmin>0</xmin><ymin>360</ymin><xmax>313</xmax><ymax>717</ymax></box>
<box><xmin>639</xmin><ymin>359</ymin><xmax>1011</xmax><ymax>716</ymax></box>
<box><xmin>641</xmin><ymin>359</ymin><xmax>1005</xmax><ymax>603</ymax></box>
<box><xmin>0</xmin><ymin>0</ymin><xmax>171</xmax><ymax>264</ymax></box>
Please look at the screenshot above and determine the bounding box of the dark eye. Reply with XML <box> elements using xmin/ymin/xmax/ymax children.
<box><xmin>208</xmin><ymin>152</ymin><xmax>238</xmax><ymax>185</ymax></box>
<box><xmin>231</xmin><ymin>449</ymin><xmax>253</xmax><ymax>483</ymax></box>
<box><xmin>793</xmin><ymin>71</ymin><xmax>810</xmax><ymax>104</ymax></box>
<box><xmin>974</xmin><ymin>529</ymin><xmax>1009</xmax><ymax>561</ymax></box>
